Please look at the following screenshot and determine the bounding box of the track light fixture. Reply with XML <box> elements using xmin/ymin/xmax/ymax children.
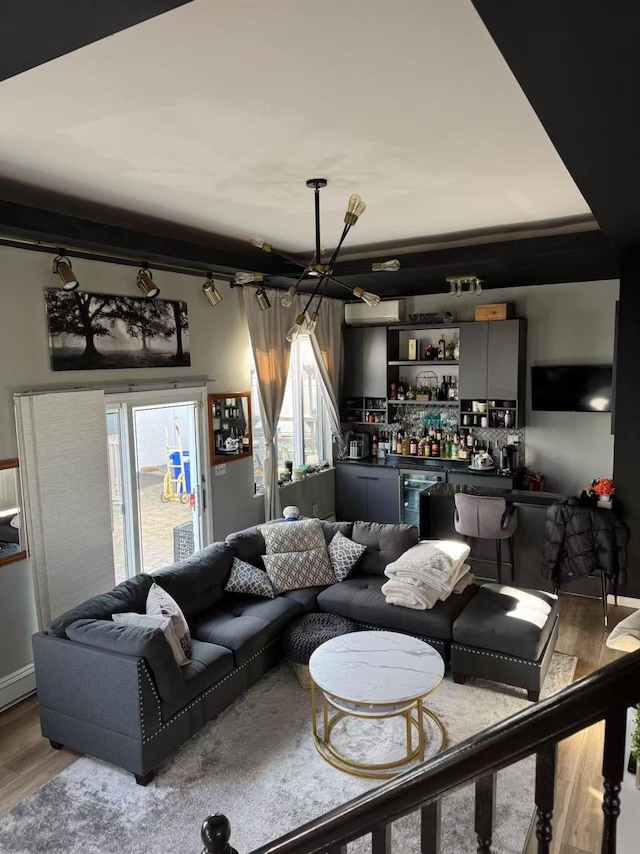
<box><xmin>136</xmin><ymin>265</ymin><xmax>160</xmax><ymax>299</ymax></box>
<box><xmin>236</xmin><ymin>179</ymin><xmax>397</xmax><ymax>341</ymax></box>
<box><xmin>53</xmin><ymin>251</ymin><xmax>79</xmax><ymax>291</ymax></box>
<box><xmin>202</xmin><ymin>273</ymin><xmax>223</xmax><ymax>307</ymax></box>
<box><xmin>446</xmin><ymin>275</ymin><xmax>483</xmax><ymax>297</ymax></box>
<box><xmin>255</xmin><ymin>287</ymin><xmax>271</xmax><ymax>311</ymax></box>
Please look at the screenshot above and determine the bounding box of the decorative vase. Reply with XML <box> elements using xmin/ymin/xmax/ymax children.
<box><xmin>597</xmin><ymin>495</ymin><xmax>613</xmax><ymax>508</ymax></box>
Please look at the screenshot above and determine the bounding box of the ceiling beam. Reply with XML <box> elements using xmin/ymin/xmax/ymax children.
<box><xmin>471</xmin><ymin>0</ymin><xmax>640</xmax><ymax>252</ymax></box>
<box><xmin>0</xmin><ymin>0</ymin><xmax>194</xmax><ymax>82</ymax></box>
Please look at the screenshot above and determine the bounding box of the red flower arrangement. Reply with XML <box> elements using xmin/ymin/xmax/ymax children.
<box><xmin>586</xmin><ymin>478</ymin><xmax>615</xmax><ymax>497</ymax></box>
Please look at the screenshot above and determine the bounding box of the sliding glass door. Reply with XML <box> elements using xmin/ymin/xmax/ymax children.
<box><xmin>106</xmin><ymin>389</ymin><xmax>209</xmax><ymax>580</ymax></box>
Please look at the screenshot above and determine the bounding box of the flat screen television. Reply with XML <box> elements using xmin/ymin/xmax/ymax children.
<box><xmin>531</xmin><ymin>365</ymin><xmax>613</xmax><ymax>412</ymax></box>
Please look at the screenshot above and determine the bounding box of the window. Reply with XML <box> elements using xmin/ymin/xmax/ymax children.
<box><xmin>250</xmin><ymin>336</ymin><xmax>330</xmax><ymax>494</ymax></box>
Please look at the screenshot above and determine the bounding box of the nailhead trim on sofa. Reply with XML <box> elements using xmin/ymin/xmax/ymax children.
<box><xmin>451</xmin><ymin>644</ymin><xmax>541</xmax><ymax>668</ymax></box>
<box><xmin>354</xmin><ymin>621</ymin><xmax>448</xmax><ymax>653</ymax></box>
<box><xmin>138</xmin><ymin>638</ymin><xmax>280</xmax><ymax>743</ymax></box>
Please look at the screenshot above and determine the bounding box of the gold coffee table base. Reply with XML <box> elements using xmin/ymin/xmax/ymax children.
<box><xmin>311</xmin><ymin>681</ymin><xmax>447</xmax><ymax>780</ymax></box>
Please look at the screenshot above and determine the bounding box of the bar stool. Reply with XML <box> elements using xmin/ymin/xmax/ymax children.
<box><xmin>454</xmin><ymin>493</ymin><xmax>518</xmax><ymax>584</ymax></box>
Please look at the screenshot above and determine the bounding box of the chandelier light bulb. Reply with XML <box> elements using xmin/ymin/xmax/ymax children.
<box><xmin>372</xmin><ymin>259</ymin><xmax>401</xmax><ymax>273</ymax></box>
<box><xmin>353</xmin><ymin>287</ymin><xmax>380</xmax><ymax>308</ymax></box>
<box><xmin>281</xmin><ymin>286</ymin><xmax>296</xmax><ymax>308</ymax></box>
<box><xmin>305</xmin><ymin>311</ymin><xmax>319</xmax><ymax>335</ymax></box>
<box><xmin>449</xmin><ymin>280</ymin><xmax>457</xmax><ymax>296</ymax></box>
<box><xmin>235</xmin><ymin>271</ymin><xmax>264</xmax><ymax>285</ymax></box>
<box><xmin>456</xmin><ymin>282</ymin><xmax>462</xmax><ymax>297</ymax></box>
<box><xmin>344</xmin><ymin>193</ymin><xmax>367</xmax><ymax>225</ymax></box>
<box><xmin>255</xmin><ymin>287</ymin><xmax>271</xmax><ymax>311</ymax></box>
<box><xmin>286</xmin><ymin>314</ymin><xmax>305</xmax><ymax>343</ymax></box>
<box><xmin>53</xmin><ymin>255</ymin><xmax>79</xmax><ymax>291</ymax></box>
<box><xmin>250</xmin><ymin>235</ymin><xmax>272</xmax><ymax>252</ymax></box>
<box><xmin>202</xmin><ymin>276</ymin><xmax>223</xmax><ymax>307</ymax></box>
<box><xmin>474</xmin><ymin>278</ymin><xmax>483</xmax><ymax>294</ymax></box>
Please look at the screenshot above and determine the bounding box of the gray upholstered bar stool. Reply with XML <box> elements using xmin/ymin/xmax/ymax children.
<box><xmin>454</xmin><ymin>493</ymin><xmax>517</xmax><ymax>584</ymax></box>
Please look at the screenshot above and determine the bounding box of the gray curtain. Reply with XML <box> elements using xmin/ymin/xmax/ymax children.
<box><xmin>309</xmin><ymin>297</ymin><xmax>347</xmax><ymax>460</ymax></box>
<box><xmin>243</xmin><ymin>288</ymin><xmax>298</xmax><ymax>520</ymax></box>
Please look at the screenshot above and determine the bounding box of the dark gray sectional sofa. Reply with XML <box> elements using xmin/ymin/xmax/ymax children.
<box><xmin>32</xmin><ymin>519</ymin><xmax>558</xmax><ymax>784</ymax></box>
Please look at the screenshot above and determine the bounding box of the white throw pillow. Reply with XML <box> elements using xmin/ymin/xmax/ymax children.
<box><xmin>260</xmin><ymin>518</ymin><xmax>326</xmax><ymax>554</ymax></box>
<box><xmin>263</xmin><ymin>547</ymin><xmax>336</xmax><ymax>594</ymax></box>
<box><xmin>112</xmin><ymin>612</ymin><xmax>189</xmax><ymax>666</ymax></box>
<box><xmin>328</xmin><ymin>531</ymin><xmax>367</xmax><ymax>582</ymax></box>
<box><xmin>146</xmin><ymin>582</ymin><xmax>192</xmax><ymax>659</ymax></box>
<box><xmin>606</xmin><ymin>610</ymin><xmax>640</xmax><ymax>652</ymax></box>
<box><xmin>225</xmin><ymin>557</ymin><xmax>275</xmax><ymax>599</ymax></box>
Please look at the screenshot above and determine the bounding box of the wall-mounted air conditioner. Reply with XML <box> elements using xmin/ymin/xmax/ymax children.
<box><xmin>344</xmin><ymin>298</ymin><xmax>405</xmax><ymax>326</ymax></box>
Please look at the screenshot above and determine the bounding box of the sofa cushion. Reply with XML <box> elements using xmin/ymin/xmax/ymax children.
<box><xmin>319</xmin><ymin>520</ymin><xmax>354</xmax><ymax>545</ymax></box>
<box><xmin>112</xmin><ymin>612</ymin><xmax>188</xmax><ymax>666</ymax></box>
<box><xmin>350</xmin><ymin>522</ymin><xmax>420</xmax><ymax>576</ymax></box>
<box><xmin>225</xmin><ymin>526</ymin><xmax>266</xmax><ymax>569</ymax></box>
<box><xmin>263</xmin><ymin>548</ymin><xmax>336</xmax><ymax>594</ymax></box>
<box><xmin>152</xmin><ymin>542</ymin><xmax>234</xmax><ymax>620</ymax></box>
<box><xmin>161</xmin><ymin>639</ymin><xmax>234</xmax><ymax>720</ymax></box>
<box><xmin>47</xmin><ymin>574</ymin><xmax>153</xmax><ymax>638</ymax></box>
<box><xmin>452</xmin><ymin>583</ymin><xmax>559</xmax><ymax>661</ymax></box>
<box><xmin>281</xmin><ymin>585</ymin><xmax>327</xmax><ymax>613</ymax></box>
<box><xmin>65</xmin><ymin>617</ymin><xmax>183</xmax><ymax>703</ymax></box>
<box><xmin>328</xmin><ymin>531</ymin><xmax>367</xmax><ymax>581</ymax></box>
<box><xmin>260</xmin><ymin>518</ymin><xmax>327</xmax><ymax>554</ymax></box>
<box><xmin>190</xmin><ymin>595</ymin><xmax>301</xmax><ymax>665</ymax></box>
<box><xmin>146</xmin><ymin>582</ymin><xmax>192</xmax><ymax>659</ymax></box>
<box><xmin>317</xmin><ymin>573</ymin><xmax>479</xmax><ymax>641</ymax></box>
<box><xmin>225</xmin><ymin>558</ymin><xmax>275</xmax><ymax>599</ymax></box>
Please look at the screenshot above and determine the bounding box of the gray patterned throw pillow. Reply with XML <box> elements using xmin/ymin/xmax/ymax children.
<box><xmin>225</xmin><ymin>558</ymin><xmax>275</xmax><ymax>599</ymax></box>
<box><xmin>260</xmin><ymin>518</ymin><xmax>326</xmax><ymax>554</ymax></box>
<box><xmin>263</xmin><ymin>547</ymin><xmax>337</xmax><ymax>594</ymax></box>
<box><xmin>328</xmin><ymin>531</ymin><xmax>367</xmax><ymax>582</ymax></box>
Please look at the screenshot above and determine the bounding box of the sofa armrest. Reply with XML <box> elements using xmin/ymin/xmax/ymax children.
<box><xmin>32</xmin><ymin>632</ymin><xmax>163</xmax><ymax>740</ymax></box>
<box><xmin>65</xmin><ymin>618</ymin><xmax>182</xmax><ymax>702</ymax></box>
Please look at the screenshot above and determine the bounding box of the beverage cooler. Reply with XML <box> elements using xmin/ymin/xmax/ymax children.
<box><xmin>400</xmin><ymin>469</ymin><xmax>446</xmax><ymax>528</ymax></box>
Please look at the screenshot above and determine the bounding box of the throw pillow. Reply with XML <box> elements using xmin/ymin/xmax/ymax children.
<box><xmin>606</xmin><ymin>609</ymin><xmax>640</xmax><ymax>652</ymax></box>
<box><xmin>328</xmin><ymin>531</ymin><xmax>367</xmax><ymax>582</ymax></box>
<box><xmin>112</xmin><ymin>612</ymin><xmax>189</xmax><ymax>667</ymax></box>
<box><xmin>260</xmin><ymin>517</ymin><xmax>326</xmax><ymax>554</ymax></box>
<box><xmin>225</xmin><ymin>557</ymin><xmax>276</xmax><ymax>599</ymax></box>
<box><xmin>263</xmin><ymin>547</ymin><xmax>337</xmax><ymax>595</ymax></box>
<box><xmin>146</xmin><ymin>582</ymin><xmax>192</xmax><ymax>659</ymax></box>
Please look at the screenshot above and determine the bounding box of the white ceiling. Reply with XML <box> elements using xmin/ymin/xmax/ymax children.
<box><xmin>0</xmin><ymin>0</ymin><xmax>590</xmax><ymax>253</ymax></box>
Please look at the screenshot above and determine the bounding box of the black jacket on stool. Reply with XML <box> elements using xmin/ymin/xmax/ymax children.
<box><xmin>541</xmin><ymin>497</ymin><xmax>629</xmax><ymax>588</ymax></box>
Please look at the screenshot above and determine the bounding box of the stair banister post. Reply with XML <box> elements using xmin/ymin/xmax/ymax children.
<box><xmin>601</xmin><ymin>706</ymin><xmax>627</xmax><ymax>854</ymax></box>
<box><xmin>201</xmin><ymin>814</ymin><xmax>239</xmax><ymax>854</ymax></box>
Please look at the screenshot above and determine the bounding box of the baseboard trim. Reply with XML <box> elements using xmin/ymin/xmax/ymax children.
<box><xmin>607</xmin><ymin>594</ymin><xmax>640</xmax><ymax>608</ymax></box>
<box><xmin>0</xmin><ymin>663</ymin><xmax>36</xmax><ymax>712</ymax></box>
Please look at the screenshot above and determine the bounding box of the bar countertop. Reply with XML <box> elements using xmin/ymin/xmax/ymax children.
<box><xmin>336</xmin><ymin>456</ymin><xmax>521</xmax><ymax>479</ymax></box>
<box><xmin>424</xmin><ymin>481</ymin><xmax>563</xmax><ymax>507</ymax></box>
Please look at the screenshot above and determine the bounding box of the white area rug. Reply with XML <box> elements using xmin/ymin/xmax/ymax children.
<box><xmin>0</xmin><ymin>654</ymin><xmax>577</xmax><ymax>854</ymax></box>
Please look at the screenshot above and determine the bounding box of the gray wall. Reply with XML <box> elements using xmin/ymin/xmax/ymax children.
<box><xmin>0</xmin><ymin>245</ymin><xmax>286</xmax><ymax>682</ymax></box>
<box><xmin>404</xmin><ymin>279</ymin><xmax>618</xmax><ymax>496</ymax></box>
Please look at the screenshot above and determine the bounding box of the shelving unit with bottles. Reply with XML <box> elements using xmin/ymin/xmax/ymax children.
<box><xmin>208</xmin><ymin>393</ymin><xmax>253</xmax><ymax>466</ymax></box>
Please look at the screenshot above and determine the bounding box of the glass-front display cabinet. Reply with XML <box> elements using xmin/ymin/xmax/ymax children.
<box><xmin>0</xmin><ymin>459</ymin><xmax>26</xmax><ymax>566</ymax></box>
<box><xmin>208</xmin><ymin>393</ymin><xmax>252</xmax><ymax>466</ymax></box>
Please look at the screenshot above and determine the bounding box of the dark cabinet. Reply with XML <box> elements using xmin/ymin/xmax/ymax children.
<box><xmin>342</xmin><ymin>328</ymin><xmax>364</xmax><ymax>398</ymax></box>
<box><xmin>458</xmin><ymin>322</ymin><xmax>488</xmax><ymax>399</ymax></box>
<box><xmin>342</xmin><ymin>327</ymin><xmax>387</xmax><ymax>398</ymax></box>
<box><xmin>335</xmin><ymin>464</ymin><xmax>400</xmax><ymax>524</ymax></box>
<box><xmin>487</xmin><ymin>320</ymin><xmax>526</xmax><ymax>400</ymax></box>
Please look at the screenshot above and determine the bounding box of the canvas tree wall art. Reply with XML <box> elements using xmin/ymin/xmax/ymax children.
<box><xmin>45</xmin><ymin>289</ymin><xmax>190</xmax><ymax>371</ymax></box>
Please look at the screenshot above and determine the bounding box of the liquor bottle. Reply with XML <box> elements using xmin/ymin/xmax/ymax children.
<box><xmin>402</xmin><ymin>433</ymin><xmax>411</xmax><ymax>456</ymax></box>
<box><xmin>440</xmin><ymin>375</ymin><xmax>448</xmax><ymax>401</ymax></box>
<box><xmin>371</xmin><ymin>431</ymin><xmax>378</xmax><ymax>457</ymax></box>
<box><xmin>431</xmin><ymin>436</ymin><xmax>440</xmax><ymax>457</ymax></box>
<box><xmin>396</xmin><ymin>431</ymin><xmax>403</xmax><ymax>455</ymax></box>
<box><xmin>424</xmin><ymin>433</ymin><xmax>431</xmax><ymax>457</ymax></box>
<box><xmin>410</xmin><ymin>434</ymin><xmax>418</xmax><ymax>455</ymax></box>
<box><xmin>438</xmin><ymin>335</ymin><xmax>446</xmax><ymax>360</ymax></box>
<box><xmin>418</xmin><ymin>434</ymin><xmax>427</xmax><ymax>456</ymax></box>
<box><xmin>452</xmin><ymin>434</ymin><xmax>460</xmax><ymax>459</ymax></box>
<box><xmin>398</xmin><ymin>377</ymin><xmax>405</xmax><ymax>400</ymax></box>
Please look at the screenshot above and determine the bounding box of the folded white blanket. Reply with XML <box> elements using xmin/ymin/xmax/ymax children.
<box><xmin>380</xmin><ymin>578</ymin><xmax>440</xmax><ymax>610</ymax></box>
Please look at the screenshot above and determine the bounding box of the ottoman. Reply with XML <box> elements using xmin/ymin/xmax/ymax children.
<box><xmin>450</xmin><ymin>583</ymin><xmax>559</xmax><ymax>701</ymax></box>
<box><xmin>283</xmin><ymin>613</ymin><xmax>357</xmax><ymax>688</ymax></box>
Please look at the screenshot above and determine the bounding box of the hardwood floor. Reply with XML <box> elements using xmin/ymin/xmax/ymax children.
<box><xmin>0</xmin><ymin>594</ymin><xmax>634</xmax><ymax>851</ymax></box>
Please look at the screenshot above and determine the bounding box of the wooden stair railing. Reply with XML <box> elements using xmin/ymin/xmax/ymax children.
<box><xmin>202</xmin><ymin>648</ymin><xmax>640</xmax><ymax>854</ymax></box>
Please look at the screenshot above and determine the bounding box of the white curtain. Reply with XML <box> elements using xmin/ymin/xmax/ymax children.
<box><xmin>15</xmin><ymin>390</ymin><xmax>115</xmax><ymax>628</ymax></box>
<box><xmin>243</xmin><ymin>288</ymin><xmax>299</xmax><ymax>521</ymax></box>
<box><xmin>309</xmin><ymin>297</ymin><xmax>347</xmax><ymax>460</ymax></box>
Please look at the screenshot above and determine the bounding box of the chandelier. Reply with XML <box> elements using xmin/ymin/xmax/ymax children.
<box><xmin>446</xmin><ymin>275</ymin><xmax>483</xmax><ymax>297</ymax></box>
<box><xmin>233</xmin><ymin>178</ymin><xmax>401</xmax><ymax>342</ymax></box>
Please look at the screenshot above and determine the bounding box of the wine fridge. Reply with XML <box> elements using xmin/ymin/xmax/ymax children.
<box><xmin>400</xmin><ymin>469</ymin><xmax>446</xmax><ymax>529</ymax></box>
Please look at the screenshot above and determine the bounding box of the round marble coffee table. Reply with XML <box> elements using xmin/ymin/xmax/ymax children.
<box><xmin>308</xmin><ymin>630</ymin><xmax>446</xmax><ymax>779</ymax></box>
